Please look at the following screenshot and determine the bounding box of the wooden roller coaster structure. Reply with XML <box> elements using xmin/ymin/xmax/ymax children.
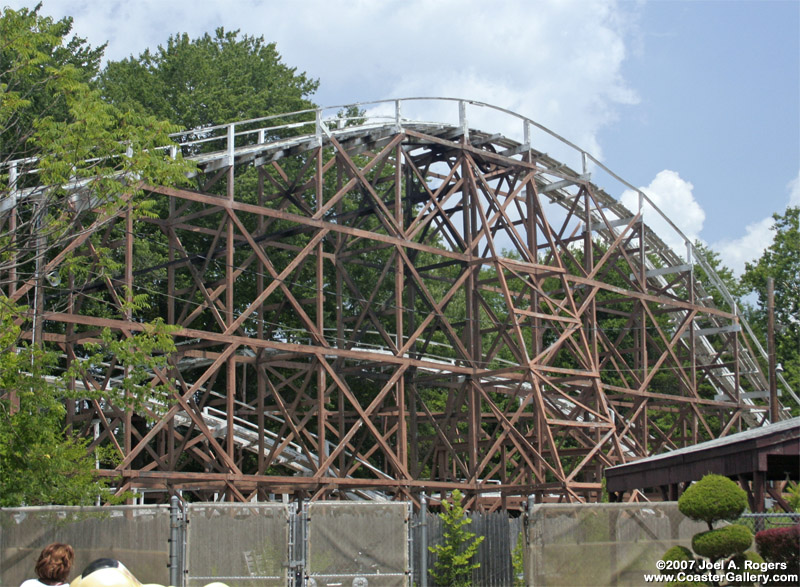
<box><xmin>2</xmin><ymin>99</ymin><xmax>793</xmax><ymax>509</ymax></box>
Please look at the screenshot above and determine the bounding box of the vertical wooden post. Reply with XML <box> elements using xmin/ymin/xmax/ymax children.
<box><xmin>395</xmin><ymin>142</ymin><xmax>407</xmax><ymax>471</ymax></box>
<box><xmin>767</xmin><ymin>277</ymin><xmax>779</xmax><ymax>423</ymax></box>
<box><xmin>257</xmin><ymin>167</ymin><xmax>266</xmax><ymax>488</ymax></box>
<box><xmin>316</xmin><ymin>147</ymin><xmax>327</xmax><ymax>482</ymax></box>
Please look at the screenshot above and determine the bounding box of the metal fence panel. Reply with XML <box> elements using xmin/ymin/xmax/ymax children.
<box><xmin>468</xmin><ymin>512</ymin><xmax>520</xmax><ymax>586</ymax></box>
<box><xmin>0</xmin><ymin>505</ymin><xmax>170</xmax><ymax>586</ymax></box>
<box><xmin>185</xmin><ymin>502</ymin><xmax>291</xmax><ymax>587</ymax></box>
<box><xmin>525</xmin><ymin>502</ymin><xmax>707</xmax><ymax>586</ymax></box>
<box><xmin>306</xmin><ymin>501</ymin><xmax>410</xmax><ymax>587</ymax></box>
<box><xmin>739</xmin><ymin>512</ymin><xmax>800</xmax><ymax>533</ymax></box>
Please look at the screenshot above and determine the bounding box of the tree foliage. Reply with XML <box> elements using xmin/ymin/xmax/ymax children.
<box><xmin>741</xmin><ymin>207</ymin><xmax>800</xmax><ymax>407</ymax></box>
<box><xmin>99</xmin><ymin>27</ymin><xmax>318</xmax><ymax>130</ymax></box>
<box><xmin>1</xmin><ymin>4</ymin><xmax>193</xmax><ymax>286</ymax></box>
<box><xmin>0</xmin><ymin>3</ymin><xmax>104</xmax><ymax>162</ymax></box>
<box><xmin>0</xmin><ymin>297</ymin><xmax>103</xmax><ymax>506</ymax></box>
<box><xmin>0</xmin><ymin>5</ymin><xmax>188</xmax><ymax>505</ymax></box>
<box><xmin>429</xmin><ymin>489</ymin><xmax>485</xmax><ymax>587</ymax></box>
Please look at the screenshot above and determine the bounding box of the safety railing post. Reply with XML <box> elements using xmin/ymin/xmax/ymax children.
<box><xmin>523</xmin><ymin>120</ymin><xmax>530</xmax><ymax>149</ymax></box>
<box><xmin>407</xmin><ymin>501</ymin><xmax>414</xmax><ymax>587</ymax></box>
<box><xmin>226</xmin><ymin>123</ymin><xmax>235</xmax><ymax>167</ymax></box>
<box><xmin>315</xmin><ymin>109</ymin><xmax>323</xmax><ymax>146</ymax></box>
<box><xmin>293</xmin><ymin>499</ymin><xmax>307</xmax><ymax>587</ymax></box>
<box><xmin>458</xmin><ymin>100</ymin><xmax>469</xmax><ymax>140</ymax></box>
<box><xmin>395</xmin><ymin>99</ymin><xmax>402</xmax><ymax>129</ymax></box>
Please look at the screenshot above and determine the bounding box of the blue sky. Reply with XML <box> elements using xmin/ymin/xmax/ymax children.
<box><xmin>604</xmin><ymin>1</ymin><xmax>799</xmax><ymax>270</ymax></box>
<box><xmin>8</xmin><ymin>0</ymin><xmax>799</xmax><ymax>274</ymax></box>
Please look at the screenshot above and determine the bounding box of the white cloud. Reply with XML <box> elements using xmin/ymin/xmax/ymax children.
<box><xmin>620</xmin><ymin>170</ymin><xmax>704</xmax><ymax>256</ymax></box>
<box><xmin>710</xmin><ymin>169</ymin><xmax>800</xmax><ymax>274</ymax></box>
<box><xmin>712</xmin><ymin>217</ymin><xmax>774</xmax><ymax>276</ymax></box>
<box><xmin>617</xmin><ymin>169</ymin><xmax>800</xmax><ymax>275</ymax></box>
<box><xmin>16</xmin><ymin>0</ymin><xmax>640</xmax><ymax>168</ymax></box>
<box><xmin>789</xmin><ymin>171</ymin><xmax>800</xmax><ymax>206</ymax></box>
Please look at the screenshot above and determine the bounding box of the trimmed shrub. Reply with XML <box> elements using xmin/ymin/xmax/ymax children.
<box><xmin>662</xmin><ymin>545</ymin><xmax>694</xmax><ymax>567</ymax></box>
<box><xmin>661</xmin><ymin>546</ymin><xmax>703</xmax><ymax>585</ymax></box>
<box><xmin>662</xmin><ymin>474</ymin><xmax>760</xmax><ymax>582</ymax></box>
<box><xmin>729</xmin><ymin>550</ymin><xmax>765</xmax><ymax>569</ymax></box>
<box><xmin>692</xmin><ymin>524</ymin><xmax>752</xmax><ymax>560</ymax></box>
<box><xmin>727</xmin><ymin>551</ymin><xmax>766</xmax><ymax>587</ymax></box>
<box><xmin>679</xmin><ymin>475</ymin><xmax>748</xmax><ymax>527</ymax></box>
<box><xmin>755</xmin><ymin>524</ymin><xmax>800</xmax><ymax>569</ymax></box>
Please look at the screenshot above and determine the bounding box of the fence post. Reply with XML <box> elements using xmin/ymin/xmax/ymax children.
<box><xmin>525</xmin><ymin>494</ymin><xmax>535</xmax><ymax>586</ymax></box>
<box><xmin>295</xmin><ymin>500</ymin><xmax>307</xmax><ymax>587</ymax></box>
<box><xmin>420</xmin><ymin>493</ymin><xmax>428</xmax><ymax>587</ymax></box>
<box><xmin>169</xmin><ymin>495</ymin><xmax>182</xmax><ymax>586</ymax></box>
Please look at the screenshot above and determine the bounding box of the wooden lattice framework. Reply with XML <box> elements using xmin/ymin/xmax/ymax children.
<box><xmin>2</xmin><ymin>100</ymin><xmax>784</xmax><ymax>509</ymax></box>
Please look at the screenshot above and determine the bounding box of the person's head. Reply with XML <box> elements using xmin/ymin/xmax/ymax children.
<box><xmin>35</xmin><ymin>543</ymin><xmax>74</xmax><ymax>584</ymax></box>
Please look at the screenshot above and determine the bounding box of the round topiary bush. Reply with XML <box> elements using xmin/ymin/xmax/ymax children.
<box><xmin>661</xmin><ymin>546</ymin><xmax>706</xmax><ymax>586</ymax></box>
<box><xmin>692</xmin><ymin>524</ymin><xmax>752</xmax><ymax>560</ymax></box>
<box><xmin>679</xmin><ymin>475</ymin><xmax>748</xmax><ymax>527</ymax></box>
<box><xmin>729</xmin><ymin>550</ymin><xmax>765</xmax><ymax>570</ymax></box>
<box><xmin>662</xmin><ymin>545</ymin><xmax>694</xmax><ymax>565</ymax></box>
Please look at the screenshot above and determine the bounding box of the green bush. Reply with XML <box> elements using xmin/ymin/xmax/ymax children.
<box><xmin>662</xmin><ymin>474</ymin><xmax>760</xmax><ymax>582</ymax></box>
<box><xmin>692</xmin><ymin>525</ymin><xmax>752</xmax><ymax>560</ymax></box>
<box><xmin>428</xmin><ymin>489</ymin><xmax>485</xmax><ymax>587</ymax></box>
<box><xmin>727</xmin><ymin>551</ymin><xmax>766</xmax><ymax>587</ymax></box>
<box><xmin>729</xmin><ymin>550</ymin><xmax>764</xmax><ymax>569</ymax></box>
<box><xmin>679</xmin><ymin>475</ymin><xmax>748</xmax><ymax>527</ymax></box>
<box><xmin>662</xmin><ymin>545</ymin><xmax>694</xmax><ymax>566</ymax></box>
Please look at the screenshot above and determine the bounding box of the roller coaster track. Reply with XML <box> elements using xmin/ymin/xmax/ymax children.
<box><xmin>2</xmin><ymin>98</ymin><xmax>795</xmax><ymax>508</ymax></box>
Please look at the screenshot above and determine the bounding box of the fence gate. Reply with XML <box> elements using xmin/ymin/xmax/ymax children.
<box><xmin>525</xmin><ymin>502</ymin><xmax>708</xmax><ymax>587</ymax></box>
<box><xmin>185</xmin><ymin>502</ymin><xmax>293</xmax><ymax>586</ymax></box>
<box><xmin>303</xmin><ymin>501</ymin><xmax>412</xmax><ymax>587</ymax></box>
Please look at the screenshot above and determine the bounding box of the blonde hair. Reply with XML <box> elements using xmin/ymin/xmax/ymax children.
<box><xmin>35</xmin><ymin>543</ymin><xmax>74</xmax><ymax>583</ymax></box>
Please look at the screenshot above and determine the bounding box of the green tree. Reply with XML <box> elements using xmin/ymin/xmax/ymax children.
<box><xmin>99</xmin><ymin>27</ymin><xmax>318</xmax><ymax>130</ymax></box>
<box><xmin>0</xmin><ymin>5</ymin><xmax>189</xmax><ymax>505</ymax></box>
<box><xmin>741</xmin><ymin>207</ymin><xmax>800</xmax><ymax>413</ymax></box>
<box><xmin>0</xmin><ymin>297</ymin><xmax>104</xmax><ymax>506</ymax></box>
<box><xmin>429</xmin><ymin>489</ymin><xmax>485</xmax><ymax>587</ymax></box>
<box><xmin>0</xmin><ymin>3</ymin><xmax>104</xmax><ymax>162</ymax></box>
<box><xmin>1</xmin><ymin>4</ymin><xmax>192</xmax><ymax>285</ymax></box>
<box><xmin>692</xmin><ymin>240</ymin><xmax>744</xmax><ymax>309</ymax></box>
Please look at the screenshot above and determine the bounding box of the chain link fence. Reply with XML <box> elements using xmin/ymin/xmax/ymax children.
<box><xmin>5</xmin><ymin>501</ymin><xmax>796</xmax><ymax>586</ymax></box>
<box><xmin>411</xmin><ymin>510</ymin><xmax>522</xmax><ymax>587</ymax></box>
<box><xmin>305</xmin><ymin>502</ymin><xmax>410</xmax><ymax>587</ymax></box>
<box><xmin>0</xmin><ymin>505</ymin><xmax>170</xmax><ymax>585</ymax></box>
<box><xmin>185</xmin><ymin>503</ymin><xmax>292</xmax><ymax>586</ymax></box>
<box><xmin>738</xmin><ymin>512</ymin><xmax>800</xmax><ymax>533</ymax></box>
<box><xmin>524</xmin><ymin>502</ymin><xmax>708</xmax><ymax>586</ymax></box>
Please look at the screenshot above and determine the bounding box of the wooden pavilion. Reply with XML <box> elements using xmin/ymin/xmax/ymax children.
<box><xmin>605</xmin><ymin>417</ymin><xmax>800</xmax><ymax>512</ymax></box>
